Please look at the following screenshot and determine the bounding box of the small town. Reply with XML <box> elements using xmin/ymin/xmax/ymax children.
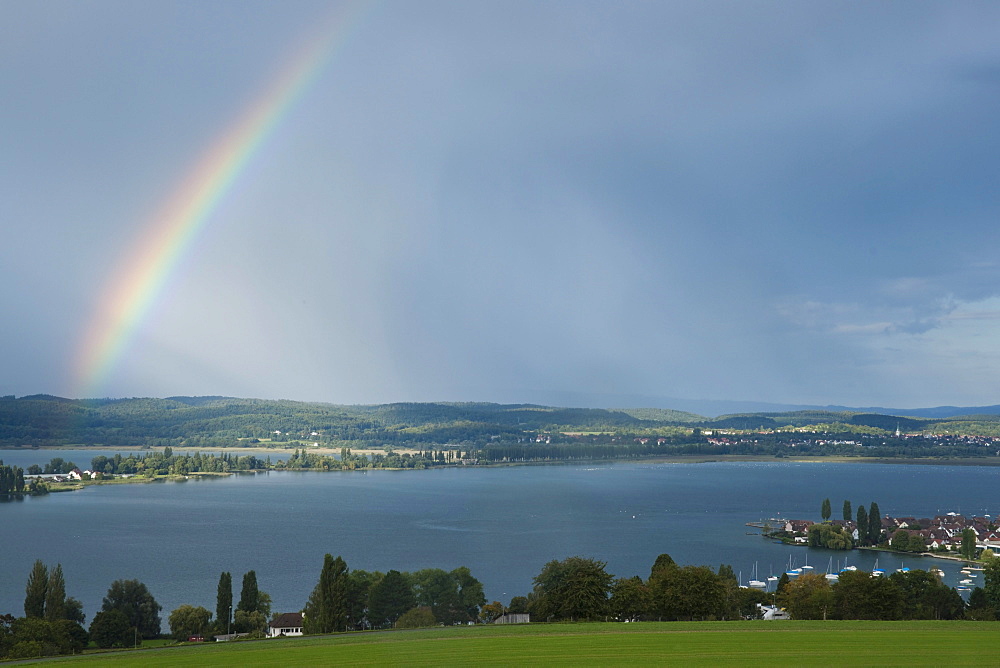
<box><xmin>774</xmin><ymin>511</ymin><xmax>1000</xmax><ymax>554</ymax></box>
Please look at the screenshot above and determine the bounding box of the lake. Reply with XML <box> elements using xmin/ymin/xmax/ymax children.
<box><xmin>2</xmin><ymin>457</ymin><xmax>997</xmax><ymax>625</ymax></box>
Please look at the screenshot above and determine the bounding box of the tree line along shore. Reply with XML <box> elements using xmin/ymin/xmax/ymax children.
<box><xmin>6</xmin><ymin>548</ymin><xmax>1000</xmax><ymax>662</ymax></box>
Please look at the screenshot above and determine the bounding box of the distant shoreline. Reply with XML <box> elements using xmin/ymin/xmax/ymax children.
<box><xmin>4</xmin><ymin>446</ymin><xmax>1000</xmax><ymax>468</ymax></box>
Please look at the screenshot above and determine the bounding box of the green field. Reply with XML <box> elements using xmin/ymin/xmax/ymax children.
<box><xmin>14</xmin><ymin>621</ymin><xmax>997</xmax><ymax>667</ymax></box>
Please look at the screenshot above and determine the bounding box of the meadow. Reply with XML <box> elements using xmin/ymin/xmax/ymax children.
<box><xmin>17</xmin><ymin>621</ymin><xmax>995</xmax><ymax>667</ymax></box>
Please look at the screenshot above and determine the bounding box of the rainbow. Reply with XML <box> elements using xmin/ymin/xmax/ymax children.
<box><xmin>73</xmin><ymin>2</ymin><xmax>372</xmax><ymax>399</ymax></box>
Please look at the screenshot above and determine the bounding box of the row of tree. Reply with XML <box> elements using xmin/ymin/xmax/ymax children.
<box><xmin>167</xmin><ymin>570</ymin><xmax>272</xmax><ymax>642</ymax></box>
<box><xmin>0</xmin><ymin>561</ymin><xmax>162</xmax><ymax>659</ymax></box>
<box><xmin>9</xmin><ymin>550</ymin><xmax>1000</xmax><ymax>659</ymax></box>
<box><xmin>0</xmin><ymin>462</ymin><xmax>26</xmax><ymax>494</ymax></box>
<box><xmin>300</xmin><ymin>555</ymin><xmax>486</xmax><ymax>632</ymax></box>
<box><xmin>525</xmin><ymin>554</ymin><xmax>774</xmax><ymax>623</ymax></box>
<box><xmin>819</xmin><ymin>498</ymin><xmax>885</xmax><ymax>546</ymax></box>
<box><xmin>777</xmin><ymin>570</ymin><xmax>966</xmax><ymax>620</ymax></box>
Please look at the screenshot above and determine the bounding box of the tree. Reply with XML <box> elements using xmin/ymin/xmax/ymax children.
<box><xmin>779</xmin><ymin>573</ymin><xmax>833</xmax><ymax>620</ymax></box>
<box><xmin>649</xmin><ymin>565</ymin><xmax>727</xmax><ymax>621</ymax></box>
<box><xmin>868</xmin><ymin>502</ymin><xmax>882</xmax><ymax>544</ymax></box>
<box><xmin>479</xmin><ymin>601</ymin><xmax>505</xmax><ymax>623</ymax></box>
<box><xmin>650</xmin><ymin>553</ymin><xmax>677</xmax><ymax>577</ymax></box>
<box><xmin>842</xmin><ymin>500</ymin><xmax>852</xmax><ymax>522</ymax></box>
<box><xmin>776</xmin><ymin>572</ymin><xmax>791</xmax><ymax>595</ymax></box>
<box><xmin>889</xmin><ymin>570</ymin><xmax>964</xmax><ymax>620</ymax></box>
<box><xmin>215</xmin><ymin>572</ymin><xmax>232</xmax><ymax>634</ymax></box>
<box><xmin>960</xmin><ymin>528</ymin><xmax>977</xmax><ymax>559</ymax></box>
<box><xmin>64</xmin><ymin>598</ymin><xmax>85</xmax><ymax>624</ymax></box>
<box><xmin>54</xmin><ymin>619</ymin><xmax>88</xmax><ymax>654</ymax></box>
<box><xmin>395</xmin><ymin>606</ymin><xmax>437</xmax><ymax>628</ymax></box>
<box><xmin>508</xmin><ymin>596</ymin><xmax>529</xmax><ymax>614</ymax></box>
<box><xmin>834</xmin><ymin>571</ymin><xmax>903</xmax><ymax>620</ymax></box>
<box><xmin>982</xmin><ymin>555</ymin><xmax>1000</xmax><ymax>611</ymax></box>
<box><xmin>168</xmin><ymin>605</ymin><xmax>212</xmax><ymax>641</ymax></box>
<box><xmin>891</xmin><ymin>529</ymin><xmax>912</xmax><ymax>551</ymax></box>
<box><xmin>609</xmin><ymin>576</ymin><xmax>651</xmax><ymax>622</ymax></box>
<box><xmin>257</xmin><ymin>591</ymin><xmax>272</xmax><ymax>620</ymax></box>
<box><xmin>367</xmin><ymin>570</ymin><xmax>415</xmax><ymax>629</ymax></box>
<box><xmin>737</xmin><ymin>587</ymin><xmax>771</xmax><ymax>619</ymax></box>
<box><xmin>808</xmin><ymin>523</ymin><xmax>853</xmax><ymax>550</ymax></box>
<box><xmin>237</xmin><ymin>571</ymin><xmax>259</xmax><ymax>616</ymax></box>
<box><xmin>856</xmin><ymin>505</ymin><xmax>869</xmax><ymax>546</ymax></box>
<box><xmin>530</xmin><ymin>556</ymin><xmax>613</xmax><ymax>622</ymax></box>
<box><xmin>966</xmin><ymin>587</ymin><xmax>995</xmax><ymax>620</ymax></box>
<box><xmin>346</xmin><ymin>569</ymin><xmax>377</xmax><ymax>630</ymax></box>
<box><xmin>5</xmin><ymin>617</ymin><xmax>85</xmax><ymax>658</ymax></box>
<box><xmin>233</xmin><ymin>610</ymin><xmax>267</xmax><ymax>635</ymax></box>
<box><xmin>44</xmin><ymin>565</ymin><xmax>66</xmax><ymax>623</ymax></box>
<box><xmin>101</xmin><ymin>579</ymin><xmax>162</xmax><ymax>638</ymax></box>
<box><xmin>409</xmin><ymin>567</ymin><xmax>484</xmax><ymax>626</ymax></box>
<box><xmin>821</xmin><ymin>498</ymin><xmax>832</xmax><ymax>522</ymax></box>
<box><xmin>24</xmin><ymin>560</ymin><xmax>48</xmax><ymax>618</ymax></box>
<box><xmin>89</xmin><ymin>610</ymin><xmax>133</xmax><ymax>649</ymax></box>
<box><xmin>303</xmin><ymin>554</ymin><xmax>349</xmax><ymax>634</ymax></box>
<box><xmin>451</xmin><ymin>566</ymin><xmax>486</xmax><ymax>623</ymax></box>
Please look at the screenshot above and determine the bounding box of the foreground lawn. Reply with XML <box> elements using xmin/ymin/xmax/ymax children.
<box><xmin>14</xmin><ymin>621</ymin><xmax>997</xmax><ymax>667</ymax></box>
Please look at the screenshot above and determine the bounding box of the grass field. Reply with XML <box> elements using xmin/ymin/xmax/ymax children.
<box><xmin>12</xmin><ymin>621</ymin><xmax>997</xmax><ymax>667</ymax></box>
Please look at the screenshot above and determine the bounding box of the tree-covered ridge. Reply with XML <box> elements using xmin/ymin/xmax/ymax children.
<box><xmin>2</xmin><ymin>395</ymin><xmax>1000</xmax><ymax>453</ymax></box>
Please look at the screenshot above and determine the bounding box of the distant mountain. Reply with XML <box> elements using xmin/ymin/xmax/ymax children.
<box><xmin>500</xmin><ymin>390</ymin><xmax>1000</xmax><ymax>420</ymax></box>
<box><xmin>826</xmin><ymin>405</ymin><xmax>1000</xmax><ymax>419</ymax></box>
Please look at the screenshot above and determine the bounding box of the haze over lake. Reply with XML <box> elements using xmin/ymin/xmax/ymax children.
<box><xmin>3</xmin><ymin>458</ymin><xmax>997</xmax><ymax>622</ymax></box>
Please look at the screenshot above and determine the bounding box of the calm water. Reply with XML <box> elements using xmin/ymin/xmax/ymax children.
<box><xmin>2</xmin><ymin>460</ymin><xmax>997</xmax><ymax>624</ymax></box>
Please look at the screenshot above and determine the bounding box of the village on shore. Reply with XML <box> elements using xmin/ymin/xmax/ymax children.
<box><xmin>774</xmin><ymin>512</ymin><xmax>1000</xmax><ymax>554</ymax></box>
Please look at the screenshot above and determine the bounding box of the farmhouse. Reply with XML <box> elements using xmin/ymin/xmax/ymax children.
<box><xmin>268</xmin><ymin>612</ymin><xmax>304</xmax><ymax>638</ymax></box>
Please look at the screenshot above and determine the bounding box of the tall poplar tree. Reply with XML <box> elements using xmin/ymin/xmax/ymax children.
<box><xmin>843</xmin><ymin>500</ymin><xmax>852</xmax><ymax>523</ymax></box>
<box><xmin>44</xmin><ymin>563</ymin><xmax>67</xmax><ymax>622</ymax></box>
<box><xmin>216</xmin><ymin>572</ymin><xmax>232</xmax><ymax>632</ymax></box>
<box><xmin>856</xmin><ymin>505</ymin><xmax>869</xmax><ymax>546</ymax></box>
<box><xmin>303</xmin><ymin>554</ymin><xmax>349</xmax><ymax>634</ymax></box>
<box><xmin>868</xmin><ymin>502</ymin><xmax>882</xmax><ymax>545</ymax></box>
<box><xmin>24</xmin><ymin>559</ymin><xmax>48</xmax><ymax>618</ymax></box>
<box><xmin>821</xmin><ymin>498</ymin><xmax>832</xmax><ymax>522</ymax></box>
<box><xmin>237</xmin><ymin>571</ymin><xmax>259</xmax><ymax>614</ymax></box>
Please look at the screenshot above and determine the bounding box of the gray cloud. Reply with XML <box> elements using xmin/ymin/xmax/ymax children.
<box><xmin>2</xmin><ymin>1</ymin><xmax>1000</xmax><ymax>408</ymax></box>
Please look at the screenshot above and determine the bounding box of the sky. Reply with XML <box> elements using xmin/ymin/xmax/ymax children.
<box><xmin>2</xmin><ymin>1</ymin><xmax>1000</xmax><ymax>411</ymax></box>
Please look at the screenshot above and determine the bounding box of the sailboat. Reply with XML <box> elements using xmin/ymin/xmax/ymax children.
<box><xmin>748</xmin><ymin>562</ymin><xmax>766</xmax><ymax>589</ymax></box>
<box><xmin>784</xmin><ymin>555</ymin><xmax>801</xmax><ymax>577</ymax></box>
<box><xmin>766</xmin><ymin>563</ymin><xmax>778</xmax><ymax>584</ymax></box>
<box><xmin>824</xmin><ymin>557</ymin><xmax>839</xmax><ymax>581</ymax></box>
<box><xmin>800</xmin><ymin>553</ymin><xmax>813</xmax><ymax>571</ymax></box>
<box><xmin>871</xmin><ymin>559</ymin><xmax>884</xmax><ymax>577</ymax></box>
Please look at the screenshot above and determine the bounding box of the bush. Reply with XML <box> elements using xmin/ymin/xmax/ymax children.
<box><xmin>396</xmin><ymin>607</ymin><xmax>437</xmax><ymax>629</ymax></box>
<box><xmin>89</xmin><ymin>610</ymin><xmax>134</xmax><ymax>649</ymax></box>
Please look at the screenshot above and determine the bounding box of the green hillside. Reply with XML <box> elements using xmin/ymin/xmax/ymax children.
<box><xmin>2</xmin><ymin>395</ymin><xmax>999</xmax><ymax>454</ymax></box>
<box><xmin>17</xmin><ymin>621</ymin><xmax>999</xmax><ymax>667</ymax></box>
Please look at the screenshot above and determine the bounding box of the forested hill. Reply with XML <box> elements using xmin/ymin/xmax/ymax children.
<box><xmin>0</xmin><ymin>396</ymin><xmax>701</xmax><ymax>449</ymax></box>
<box><xmin>0</xmin><ymin>395</ymin><xmax>998</xmax><ymax>450</ymax></box>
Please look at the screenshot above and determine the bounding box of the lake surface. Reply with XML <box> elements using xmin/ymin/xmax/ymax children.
<box><xmin>2</xmin><ymin>460</ymin><xmax>997</xmax><ymax>625</ymax></box>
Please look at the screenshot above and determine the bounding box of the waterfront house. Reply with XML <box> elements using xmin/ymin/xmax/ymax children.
<box><xmin>784</xmin><ymin>520</ymin><xmax>814</xmax><ymax>534</ymax></box>
<box><xmin>267</xmin><ymin>612</ymin><xmax>304</xmax><ymax>638</ymax></box>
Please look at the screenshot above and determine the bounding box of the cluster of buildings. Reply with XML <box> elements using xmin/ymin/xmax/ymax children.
<box><xmin>781</xmin><ymin>512</ymin><xmax>1000</xmax><ymax>551</ymax></box>
<box><xmin>22</xmin><ymin>467</ymin><xmax>111</xmax><ymax>483</ymax></box>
